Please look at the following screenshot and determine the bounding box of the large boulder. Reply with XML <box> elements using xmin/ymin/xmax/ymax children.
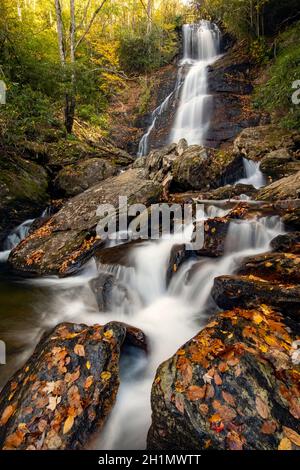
<box><xmin>54</xmin><ymin>158</ymin><xmax>118</xmax><ymax>197</ymax></box>
<box><xmin>171</xmin><ymin>147</ymin><xmax>243</xmax><ymax>192</ymax></box>
<box><xmin>0</xmin><ymin>151</ymin><xmax>49</xmax><ymax>247</ymax></box>
<box><xmin>260</xmin><ymin>149</ymin><xmax>300</xmax><ymax>181</ymax></box>
<box><xmin>238</xmin><ymin>252</ymin><xmax>300</xmax><ymax>283</ymax></box>
<box><xmin>212</xmin><ymin>275</ymin><xmax>300</xmax><ymax>318</ymax></box>
<box><xmin>270</xmin><ymin>232</ymin><xmax>300</xmax><ymax>254</ymax></box>
<box><xmin>0</xmin><ymin>321</ymin><xmax>146</xmax><ymax>450</ymax></box>
<box><xmin>8</xmin><ymin>169</ymin><xmax>162</xmax><ymax>276</ymax></box>
<box><xmin>234</xmin><ymin>125</ymin><xmax>298</xmax><ymax>161</ymax></box>
<box><xmin>148</xmin><ymin>307</ymin><xmax>300</xmax><ymax>450</ymax></box>
<box><xmin>143</xmin><ymin>141</ymin><xmax>243</xmax><ymax>193</ymax></box>
<box><xmin>256</xmin><ymin>172</ymin><xmax>300</xmax><ymax>201</ymax></box>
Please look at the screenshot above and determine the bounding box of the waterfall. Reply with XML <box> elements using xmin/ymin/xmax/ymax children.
<box><xmin>236</xmin><ymin>158</ymin><xmax>266</xmax><ymax>189</ymax></box>
<box><xmin>170</xmin><ymin>21</ymin><xmax>220</xmax><ymax>146</ymax></box>
<box><xmin>137</xmin><ymin>20</ymin><xmax>220</xmax><ymax>156</ymax></box>
<box><xmin>137</xmin><ymin>91</ymin><xmax>174</xmax><ymax>157</ymax></box>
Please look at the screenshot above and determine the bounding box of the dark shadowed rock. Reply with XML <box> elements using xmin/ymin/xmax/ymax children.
<box><xmin>0</xmin><ymin>150</ymin><xmax>49</xmax><ymax>247</ymax></box>
<box><xmin>90</xmin><ymin>272</ymin><xmax>131</xmax><ymax>313</ymax></box>
<box><xmin>54</xmin><ymin>158</ymin><xmax>118</xmax><ymax>197</ymax></box>
<box><xmin>270</xmin><ymin>232</ymin><xmax>300</xmax><ymax>254</ymax></box>
<box><xmin>212</xmin><ymin>275</ymin><xmax>300</xmax><ymax>317</ymax></box>
<box><xmin>8</xmin><ymin>169</ymin><xmax>162</xmax><ymax>276</ymax></box>
<box><xmin>148</xmin><ymin>306</ymin><xmax>300</xmax><ymax>450</ymax></box>
<box><xmin>166</xmin><ymin>244</ymin><xmax>190</xmax><ymax>286</ymax></box>
<box><xmin>238</xmin><ymin>252</ymin><xmax>300</xmax><ymax>283</ymax></box>
<box><xmin>0</xmin><ymin>321</ymin><xmax>146</xmax><ymax>450</ymax></box>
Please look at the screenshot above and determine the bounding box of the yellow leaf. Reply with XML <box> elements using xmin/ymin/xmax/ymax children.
<box><xmin>86</xmin><ymin>361</ymin><xmax>91</xmax><ymax>370</ymax></box>
<box><xmin>253</xmin><ymin>313</ymin><xmax>263</xmax><ymax>324</ymax></box>
<box><xmin>278</xmin><ymin>437</ymin><xmax>292</xmax><ymax>450</ymax></box>
<box><xmin>104</xmin><ymin>330</ymin><xmax>114</xmax><ymax>339</ymax></box>
<box><xmin>101</xmin><ymin>371</ymin><xmax>111</xmax><ymax>381</ymax></box>
<box><xmin>177</xmin><ymin>349</ymin><xmax>186</xmax><ymax>356</ymax></box>
<box><xmin>63</xmin><ymin>415</ymin><xmax>74</xmax><ymax>435</ymax></box>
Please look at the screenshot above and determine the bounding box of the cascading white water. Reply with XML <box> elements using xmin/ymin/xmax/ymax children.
<box><xmin>0</xmin><ymin>218</ymin><xmax>34</xmax><ymax>262</ymax></box>
<box><xmin>137</xmin><ymin>91</ymin><xmax>174</xmax><ymax>157</ymax></box>
<box><xmin>170</xmin><ymin>21</ymin><xmax>220</xmax><ymax>145</ymax></box>
<box><xmin>236</xmin><ymin>158</ymin><xmax>266</xmax><ymax>189</ymax></box>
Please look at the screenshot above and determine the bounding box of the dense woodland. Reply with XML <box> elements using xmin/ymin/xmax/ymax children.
<box><xmin>0</xmin><ymin>0</ymin><xmax>299</xmax><ymax>144</ymax></box>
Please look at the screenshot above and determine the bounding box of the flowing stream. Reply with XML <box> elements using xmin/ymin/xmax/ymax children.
<box><xmin>0</xmin><ymin>22</ymin><xmax>281</xmax><ymax>450</ymax></box>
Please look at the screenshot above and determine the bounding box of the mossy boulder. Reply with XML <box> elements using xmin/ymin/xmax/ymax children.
<box><xmin>54</xmin><ymin>158</ymin><xmax>118</xmax><ymax>197</ymax></box>
<box><xmin>0</xmin><ymin>151</ymin><xmax>49</xmax><ymax>246</ymax></box>
<box><xmin>234</xmin><ymin>125</ymin><xmax>298</xmax><ymax>161</ymax></box>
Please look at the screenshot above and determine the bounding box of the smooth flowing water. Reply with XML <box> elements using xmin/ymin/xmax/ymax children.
<box><xmin>0</xmin><ymin>22</ymin><xmax>281</xmax><ymax>450</ymax></box>
<box><xmin>170</xmin><ymin>21</ymin><xmax>221</xmax><ymax>145</ymax></box>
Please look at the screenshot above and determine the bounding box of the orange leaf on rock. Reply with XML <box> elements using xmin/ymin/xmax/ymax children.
<box><xmin>261</xmin><ymin>420</ymin><xmax>277</xmax><ymax>434</ymax></box>
<box><xmin>222</xmin><ymin>391</ymin><xmax>236</xmax><ymax>407</ymax></box>
<box><xmin>283</xmin><ymin>426</ymin><xmax>300</xmax><ymax>447</ymax></box>
<box><xmin>186</xmin><ymin>385</ymin><xmax>206</xmax><ymax>401</ymax></box>
<box><xmin>255</xmin><ymin>396</ymin><xmax>269</xmax><ymax>419</ymax></box>
<box><xmin>74</xmin><ymin>344</ymin><xmax>85</xmax><ymax>357</ymax></box>
<box><xmin>0</xmin><ymin>404</ymin><xmax>16</xmax><ymax>425</ymax></box>
<box><xmin>84</xmin><ymin>376</ymin><xmax>94</xmax><ymax>390</ymax></box>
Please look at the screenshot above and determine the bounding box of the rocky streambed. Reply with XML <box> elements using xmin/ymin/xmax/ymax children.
<box><xmin>0</xmin><ymin>124</ymin><xmax>299</xmax><ymax>450</ymax></box>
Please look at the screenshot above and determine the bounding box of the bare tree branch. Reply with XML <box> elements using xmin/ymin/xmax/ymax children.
<box><xmin>75</xmin><ymin>0</ymin><xmax>108</xmax><ymax>51</ymax></box>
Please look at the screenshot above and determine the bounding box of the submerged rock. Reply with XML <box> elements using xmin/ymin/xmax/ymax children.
<box><xmin>54</xmin><ymin>158</ymin><xmax>118</xmax><ymax>197</ymax></box>
<box><xmin>148</xmin><ymin>307</ymin><xmax>300</xmax><ymax>450</ymax></box>
<box><xmin>8</xmin><ymin>169</ymin><xmax>162</xmax><ymax>276</ymax></box>
<box><xmin>0</xmin><ymin>321</ymin><xmax>146</xmax><ymax>450</ymax></box>
<box><xmin>0</xmin><ymin>151</ymin><xmax>49</xmax><ymax>247</ymax></box>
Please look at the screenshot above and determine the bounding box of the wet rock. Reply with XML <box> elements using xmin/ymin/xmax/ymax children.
<box><xmin>54</xmin><ymin>158</ymin><xmax>118</xmax><ymax>197</ymax></box>
<box><xmin>234</xmin><ymin>125</ymin><xmax>298</xmax><ymax>161</ymax></box>
<box><xmin>0</xmin><ymin>150</ymin><xmax>49</xmax><ymax>247</ymax></box>
<box><xmin>282</xmin><ymin>206</ymin><xmax>300</xmax><ymax>230</ymax></box>
<box><xmin>193</xmin><ymin>217</ymin><xmax>230</xmax><ymax>257</ymax></box>
<box><xmin>260</xmin><ymin>149</ymin><xmax>300</xmax><ymax>180</ymax></box>
<box><xmin>197</xmin><ymin>183</ymin><xmax>257</xmax><ymax>200</ymax></box>
<box><xmin>166</xmin><ymin>244</ymin><xmax>190</xmax><ymax>286</ymax></box>
<box><xmin>212</xmin><ymin>275</ymin><xmax>300</xmax><ymax>317</ymax></box>
<box><xmin>0</xmin><ymin>321</ymin><xmax>145</xmax><ymax>450</ymax></box>
<box><xmin>8</xmin><ymin>169</ymin><xmax>162</xmax><ymax>276</ymax></box>
<box><xmin>238</xmin><ymin>252</ymin><xmax>300</xmax><ymax>283</ymax></box>
<box><xmin>90</xmin><ymin>273</ymin><xmax>130</xmax><ymax>313</ymax></box>
<box><xmin>256</xmin><ymin>172</ymin><xmax>300</xmax><ymax>201</ymax></box>
<box><xmin>205</xmin><ymin>46</ymin><xmax>263</xmax><ymax>148</ymax></box>
<box><xmin>271</xmin><ymin>232</ymin><xmax>300</xmax><ymax>254</ymax></box>
<box><xmin>148</xmin><ymin>306</ymin><xmax>300</xmax><ymax>450</ymax></box>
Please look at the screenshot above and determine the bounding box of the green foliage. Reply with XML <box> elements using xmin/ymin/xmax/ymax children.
<box><xmin>253</xmin><ymin>21</ymin><xmax>300</xmax><ymax>129</ymax></box>
<box><xmin>118</xmin><ymin>23</ymin><xmax>178</xmax><ymax>73</ymax></box>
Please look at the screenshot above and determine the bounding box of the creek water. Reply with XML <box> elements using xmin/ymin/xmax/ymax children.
<box><xmin>0</xmin><ymin>22</ymin><xmax>280</xmax><ymax>450</ymax></box>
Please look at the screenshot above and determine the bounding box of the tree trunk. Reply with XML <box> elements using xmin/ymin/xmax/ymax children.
<box><xmin>65</xmin><ymin>0</ymin><xmax>76</xmax><ymax>134</ymax></box>
<box><xmin>147</xmin><ymin>0</ymin><xmax>152</xmax><ymax>34</ymax></box>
